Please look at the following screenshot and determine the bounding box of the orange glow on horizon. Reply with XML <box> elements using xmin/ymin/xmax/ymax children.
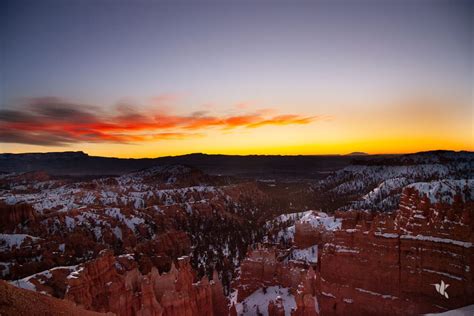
<box><xmin>0</xmin><ymin>96</ymin><xmax>472</xmax><ymax>158</ymax></box>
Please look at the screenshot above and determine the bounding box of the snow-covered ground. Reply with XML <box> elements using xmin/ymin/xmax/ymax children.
<box><xmin>265</xmin><ymin>211</ymin><xmax>311</xmax><ymax>243</ymax></box>
<box><xmin>299</xmin><ymin>211</ymin><xmax>342</xmax><ymax>231</ymax></box>
<box><xmin>315</xmin><ymin>152</ymin><xmax>473</xmax><ymax>211</ymax></box>
<box><xmin>425</xmin><ymin>304</ymin><xmax>474</xmax><ymax>316</ymax></box>
<box><xmin>290</xmin><ymin>245</ymin><xmax>318</xmax><ymax>264</ymax></box>
<box><xmin>271</xmin><ymin>211</ymin><xmax>312</xmax><ymax>223</ymax></box>
<box><xmin>0</xmin><ymin>234</ymin><xmax>39</xmax><ymax>250</ymax></box>
<box><xmin>232</xmin><ymin>286</ymin><xmax>296</xmax><ymax>316</ymax></box>
<box><xmin>407</xmin><ymin>179</ymin><xmax>474</xmax><ymax>204</ymax></box>
<box><xmin>11</xmin><ymin>265</ymin><xmax>78</xmax><ymax>293</ymax></box>
<box><xmin>266</xmin><ymin>211</ymin><xmax>341</xmax><ymax>244</ymax></box>
<box><xmin>0</xmin><ymin>167</ymin><xmax>219</xmax><ymax>215</ymax></box>
<box><xmin>326</xmin><ymin>164</ymin><xmax>454</xmax><ymax>196</ymax></box>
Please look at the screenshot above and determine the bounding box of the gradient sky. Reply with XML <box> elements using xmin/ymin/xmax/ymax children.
<box><xmin>1</xmin><ymin>0</ymin><xmax>472</xmax><ymax>157</ymax></box>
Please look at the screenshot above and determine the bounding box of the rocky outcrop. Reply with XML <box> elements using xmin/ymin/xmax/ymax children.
<box><xmin>234</xmin><ymin>246</ymin><xmax>320</xmax><ymax>315</ymax></box>
<box><xmin>318</xmin><ymin>185</ymin><xmax>474</xmax><ymax>315</ymax></box>
<box><xmin>65</xmin><ymin>250</ymin><xmax>125</xmax><ymax>312</ymax></box>
<box><xmin>268</xmin><ymin>296</ymin><xmax>286</xmax><ymax>316</ymax></box>
<box><xmin>63</xmin><ymin>250</ymin><xmax>228</xmax><ymax>316</ymax></box>
<box><xmin>234</xmin><ymin>181</ymin><xmax>473</xmax><ymax>316</ymax></box>
<box><xmin>135</xmin><ymin>230</ymin><xmax>192</xmax><ymax>273</ymax></box>
<box><xmin>293</xmin><ymin>212</ymin><xmax>341</xmax><ymax>248</ymax></box>
<box><xmin>294</xmin><ymin>221</ymin><xmax>323</xmax><ymax>248</ymax></box>
<box><xmin>0</xmin><ymin>202</ymin><xmax>36</xmax><ymax>230</ymax></box>
<box><xmin>293</xmin><ymin>267</ymin><xmax>319</xmax><ymax>316</ymax></box>
<box><xmin>0</xmin><ymin>280</ymin><xmax>110</xmax><ymax>316</ymax></box>
<box><xmin>235</xmin><ymin>246</ymin><xmax>310</xmax><ymax>302</ymax></box>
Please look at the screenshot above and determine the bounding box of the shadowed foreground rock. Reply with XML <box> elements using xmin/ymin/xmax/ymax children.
<box><xmin>0</xmin><ymin>280</ymin><xmax>110</xmax><ymax>316</ymax></box>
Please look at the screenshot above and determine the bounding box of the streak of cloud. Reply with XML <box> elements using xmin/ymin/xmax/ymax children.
<box><xmin>0</xmin><ymin>97</ymin><xmax>318</xmax><ymax>146</ymax></box>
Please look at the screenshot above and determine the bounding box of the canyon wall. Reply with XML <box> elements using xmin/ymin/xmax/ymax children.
<box><xmin>319</xmin><ymin>186</ymin><xmax>473</xmax><ymax>315</ymax></box>
<box><xmin>235</xmin><ymin>182</ymin><xmax>473</xmax><ymax>315</ymax></box>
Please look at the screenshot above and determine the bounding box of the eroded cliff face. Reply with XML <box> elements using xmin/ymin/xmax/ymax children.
<box><xmin>233</xmin><ymin>245</ymin><xmax>320</xmax><ymax>315</ymax></box>
<box><xmin>234</xmin><ymin>182</ymin><xmax>473</xmax><ymax>315</ymax></box>
<box><xmin>17</xmin><ymin>249</ymin><xmax>228</xmax><ymax>316</ymax></box>
<box><xmin>8</xmin><ymin>248</ymin><xmax>229</xmax><ymax>315</ymax></box>
<box><xmin>319</xmin><ymin>185</ymin><xmax>473</xmax><ymax>315</ymax></box>
<box><xmin>294</xmin><ymin>222</ymin><xmax>324</xmax><ymax>249</ymax></box>
<box><xmin>0</xmin><ymin>225</ymin><xmax>192</xmax><ymax>282</ymax></box>
<box><xmin>235</xmin><ymin>246</ymin><xmax>311</xmax><ymax>302</ymax></box>
<box><xmin>0</xmin><ymin>202</ymin><xmax>36</xmax><ymax>230</ymax></box>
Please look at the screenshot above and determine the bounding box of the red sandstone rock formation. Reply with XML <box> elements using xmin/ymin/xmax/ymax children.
<box><xmin>318</xmin><ymin>186</ymin><xmax>474</xmax><ymax>315</ymax></box>
<box><xmin>135</xmin><ymin>230</ymin><xmax>192</xmax><ymax>273</ymax></box>
<box><xmin>235</xmin><ymin>246</ymin><xmax>309</xmax><ymax>302</ymax></box>
<box><xmin>229</xmin><ymin>303</ymin><xmax>237</xmax><ymax>316</ymax></box>
<box><xmin>0</xmin><ymin>202</ymin><xmax>36</xmax><ymax>230</ymax></box>
<box><xmin>235</xmin><ymin>184</ymin><xmax>473</xmax><ymax>316</ymax></box>
<box><xmin>63</xmin><ymin>251</ymin><xmax>228</xmax><ymax>316</ymax></box>
<box><xmin>234</xmin><ymin>245</ymin><xmax>319</xmax><ymax>315</ymax></box>
<box><xmin>268</xmin><ymin>296</ymin><xmax>286</xmax><ymax>316</ymax></box>
<box><xmin>294</xmin><ymin>221</ymin><xmax>323</xmax><ymax>248</ymax></box>
<box><xmin>292</xmin><ymin>267</ymin><xmax>319</xmax><ymax>316</ymax></box>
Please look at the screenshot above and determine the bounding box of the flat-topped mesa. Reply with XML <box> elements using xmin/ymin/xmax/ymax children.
<box><xmin>61</xmin><ymin>251</ymin><xmax>228</xmax><ymax>316</ymax></box>
<box><xmin>318</xmin><ymin>181</ymin><xmax>474</xmax><ymax>316</ymax></box>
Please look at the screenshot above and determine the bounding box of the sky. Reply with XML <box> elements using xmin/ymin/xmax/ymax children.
<box><xmin>0</xmin><ymin>0</ymin><xmax>472</xmax><ymax>157</ymax></box>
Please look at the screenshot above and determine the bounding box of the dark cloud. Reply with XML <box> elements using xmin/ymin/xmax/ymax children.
<box><xmin>0</xmin><ymin>97</ymin><xmax>317</xmax><ymax>146</ymax></box>
<box><xmin>28</xmin><ymin>97</ymin><xmax>99</xmax><ymax>122</ymax></box>
<box><xmin>0</xmin><ymin>110</ymin><xmax>37</xmax><ymax>123</ymax></box>
<box><xmin>0</xmin><ymin>129</ymin><xmax>79</xmax><ymax>146</ymax></box>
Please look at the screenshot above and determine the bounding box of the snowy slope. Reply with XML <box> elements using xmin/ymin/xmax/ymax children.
<box><xmin>316</xmin><ymin>152</ymin><xmax>473</xmax><ymax>211</ymax></box>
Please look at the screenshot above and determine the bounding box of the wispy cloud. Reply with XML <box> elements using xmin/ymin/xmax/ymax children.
<box><xmin>0</xmin><ymin>97</ymin><xmax>318</xmax><ymax>146</ymax></box>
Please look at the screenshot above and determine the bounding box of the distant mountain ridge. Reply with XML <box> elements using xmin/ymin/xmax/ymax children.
<box><xmin>0</xmin><ymin>150</ymin><xmax>471</xmax><ymax>179</ymax></box>
<box><xmin>346</xmin><ymin>151</ymin><xmax>369</xmax><ymax>156</ymax></box>
<box><xmin>0</xmin><ymin>151</ymin><xmax>356</xmax><ymax>178</ymax></box>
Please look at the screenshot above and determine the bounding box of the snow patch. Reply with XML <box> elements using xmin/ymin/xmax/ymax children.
<box><xmin>400</xmin><ymin>234</ymin><xmax>473</xmax><ymax>248</ymax></box>
<box><xmin>299</xmin><ymin>211</ymin><xmax>341</xmax><ymax>231</ymax></box>
<box><xmin>290</xmin><ymin>245</ymin><xmax>318</xmax><ymax>264</ymax></box>
<box><xmin>234</xmin><ymin>286</ymin><xmax>296</xmax><ymax>316</ymax></box>
<box><xmin>0</xmin><ymin>234</ymin><xmax>39</xmax><ymax>250</ymax></box>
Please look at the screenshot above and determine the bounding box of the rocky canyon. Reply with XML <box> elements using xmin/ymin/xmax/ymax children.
<box><xmin>0</xmin><ymin>151</ymin><xmax>472</xmax><ymax>315</ymax></box>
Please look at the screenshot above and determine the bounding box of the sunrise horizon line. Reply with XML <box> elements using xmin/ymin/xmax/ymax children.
<box><xmin>2</xmin><ymin>148</ymin><xmax>472</xmax><ymax>160</ymax></box>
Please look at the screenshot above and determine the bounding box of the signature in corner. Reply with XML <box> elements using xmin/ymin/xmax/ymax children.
<box><xmin>433</xmin><ymin>280</ymin><xmax>449</xmax><ymax>299</ymax></box>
